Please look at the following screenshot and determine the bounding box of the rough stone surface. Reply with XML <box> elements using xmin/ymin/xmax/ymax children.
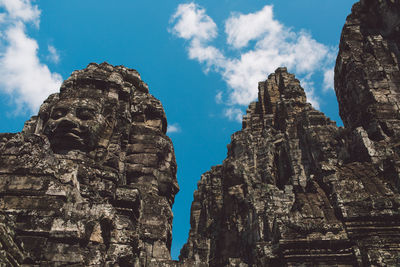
<box><xmin>1</xmin><ymin>0</ymin><xmax>400</xmax><ymax>266</ymax></box>
<box><xmin>180</xmin><ymin>68</ymin><xmax>358</xmax><ymax>266</ymax></box>
<box><xmin>0</xmin><ymin>62</ymin><xmax>179</xmax><ymax>266</ymax></box>
<box><xmin>179</xmin><ymin>0</ymin><xmax>400</xmax><ymax>266</ymax></box>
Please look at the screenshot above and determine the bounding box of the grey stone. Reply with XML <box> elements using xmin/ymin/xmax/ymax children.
<box><xmin>2</xmin><ymin>1</ymin><xmax>400</xmax><ymax>266</ymax></box>
<box><xmin>180</xmin><ymin>1</ymin><xmax>400</xmax><ymax>266</ymax></box>
<box><xmin>0</xmin><ymin>62</ymin><xmax>178</xmax><ymax>266</ymax></box>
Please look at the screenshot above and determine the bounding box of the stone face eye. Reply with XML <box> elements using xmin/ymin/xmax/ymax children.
<box><xmin>51</xmin><ymin>108</ymin><xmax>67</xmax><ymax>120</ymax></box>
<box><xmin>77</xmin><ymin>108</ymin><xmax>95</xmax><ymax>120</ymax></box>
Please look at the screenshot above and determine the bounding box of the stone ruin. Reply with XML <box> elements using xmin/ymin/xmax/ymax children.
<box><xmin>1</xmin><ymin>0</ymin><xmax>400</xmax><ymax>266</ymax></box>
<box><xmin>0</xmin><ymin>63</ymin><xmax>178</xmax><ymax>266</ymax></box>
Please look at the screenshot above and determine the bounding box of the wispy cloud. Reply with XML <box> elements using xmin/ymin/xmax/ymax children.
<box><xmin>47</xmin><ymin>44</ymin><xmax>60</xmax><ymax>64</ymax></box>
<box><xmin>170</xmin><ymin>3</ymin><xmax>225</xmax><ymax>71</ymax></box>
<box><xmin>323</xmin><ymin>68</ymin><xmax>334</xmax><ymax>91</ymax></box>
<box><xmin>170</xmin><ymin>3</ymin><xmax>217</xmax><ymax>42</ymax></box>
<box><xmin>0</xmin><ymin>0</ymin><xmax>40</xmax><ymax>25</ymax></box>
<box><xmin>167</xmin><ymin>123</ymin><xmax>181</xmax><ymax>134</ymax></box>
<box><xmin>224</xmin><ymin>107</ymin><xmax>243</xmax><ymax>123</ymax></box>
<box><xmin>300</xmin><ymin>78</ymin><xmax>320</xmax><ymax>110</ymax></box>
<box><xmin>0</xmin><ymin>0</ymin><xmax>62</xmax><ymax>113</ymax></box>
<box><xmin>215</xmin><ymin>91</ymin><xmax>223</xmax><ymax>104</ymax></box>
<box><xmin>225</xmin><ymin>5</ymin><xmax>282</xmax><ymax>49</ymax></box>
<box><xmin>170</xmin><ymin>3</ymin><xmax>336</xmax><ymax>121</ymax></box>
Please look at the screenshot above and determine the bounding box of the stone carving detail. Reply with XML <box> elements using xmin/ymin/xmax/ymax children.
<box><xmin>1</xmin><ymin>0</ymin><xmax>400</xmax><ymax>266</ymax></box>
<box><xmin>0</xmin><ymin>62</ymin><xmax>179</xmax><ymax>266</ymax></box>
<box><xmin>179</xmin><ymin>1</ymin><xmax>400</xmax><ymax>266</ymax></box>
<box><xmin>180</xmin><ymin>68</ymin><xmax>358</xmax><ymax>266</ymax></box>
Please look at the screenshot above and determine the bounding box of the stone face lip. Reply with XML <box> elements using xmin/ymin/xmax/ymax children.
<box><xmin>0</xmin><ymin>62</ymin><xmax>179</xmax><ymax>266</ymax></box>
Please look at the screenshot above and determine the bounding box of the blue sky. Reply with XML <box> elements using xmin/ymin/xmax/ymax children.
<box><xmin>0</xmin><ymin>0</ymin><xmax>355</xmax><ymax>259</ymax></box>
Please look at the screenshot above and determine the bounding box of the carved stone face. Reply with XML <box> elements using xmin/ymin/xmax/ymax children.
<box><xmin>43</xmin><ymin>98</ymin><xmax>110</xmax><ymax>153</ymax></box>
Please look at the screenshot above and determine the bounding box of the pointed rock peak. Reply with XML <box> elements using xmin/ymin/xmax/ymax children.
<box><xmin>242</xmin><ymin>68</ymin><xmax>308</xmax><ymax>130</ymax></box>
<box><xmin>260</xmin><ymin>67</ymin><xmax>306</xmax><ymax>114</ymax></box>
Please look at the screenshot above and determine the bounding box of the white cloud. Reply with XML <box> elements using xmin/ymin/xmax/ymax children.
<box><xmin>300</xmin><ymin>78</ymin><xmax>320</xmax><ymax>110</ymax></box>
<box><xmin>224</xmin><ymin>107</ymin><xmax>243</xmax><ymax>122</ymax></box>
<box><xmin>0</xmin><ymin>13</ymin><xmax>7</xmax><ymax>23</ymax></box>
<box><xmin>170</xmin><ymin>3</ymin><xmax>336</xmax><ymax>122</ymax></box>
<box><xmin>0</xmin><ymin>0</ymin><xmax>40</xmax><ymax>25</ymax></box>
<box><xmin>47</xmin><ymin>44</ymin><xmax>60</xmax><ymax>63</ymax></box>
<box><xmin>170</xmin><ymin>3</ymin><xmax>217</xmax><ymax>42</ymax></box>
<box><xmin>167</xmin><ymin>123</ymin><xmax>181</xmax><ymax>134</ymax></box>
<box><xmin>0</xmin><ymin>0</ymin><xmax>62</xmax><ymax>113</ymax></box>
<box><xmin>215</xmin><ymin>91</ymin><xmax>223</xmax><ymax>104</ymax></box>
<box><xmin>188</xmin><ymin>39</ymin><xmax>226</xmax><ymax>70</ymax></box>
<box><xmin>323</xmin><ymin>68</ymin><xmax>334</xmax><ymax>91</ymax></box>
<box><xmin>170</xmin><ymin>3</ymin><xmax>225</xmax><ymax>73</ymax></box>
<box><xmin>225</xmin><ymin>5</ymin><xmax>282</xmax><ymax>49</ymax></box>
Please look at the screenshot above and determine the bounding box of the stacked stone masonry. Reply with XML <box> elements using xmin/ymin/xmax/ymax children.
<box><xmin>180</xmin><ymin>0</ymin><xmax>400</xmax><ymax>265</ymax></box>
<box><xmin>0</xmin><ymin>62</ymin><xmax>179</xmax><ymax>266</ymax></box>
<box><xmin>1</xmin><ymin>0</ymin><xmax>400</xmax><ymax>266</ymax></box>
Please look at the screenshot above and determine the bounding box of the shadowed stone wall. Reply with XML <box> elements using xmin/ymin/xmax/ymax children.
<box><xmin>179</xmin><ymin>1</ymin><xmax>400</xmax><ymax>266</ymax></box>
<box><xmin>1</xmin><ymin>0</ymin><xmax>400</xmax><ymax>266</ymax></box>
<box><xmin>0</xmin><ymin>62</ymin><xmax>179</xmax><ymax>266</ymax></box>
